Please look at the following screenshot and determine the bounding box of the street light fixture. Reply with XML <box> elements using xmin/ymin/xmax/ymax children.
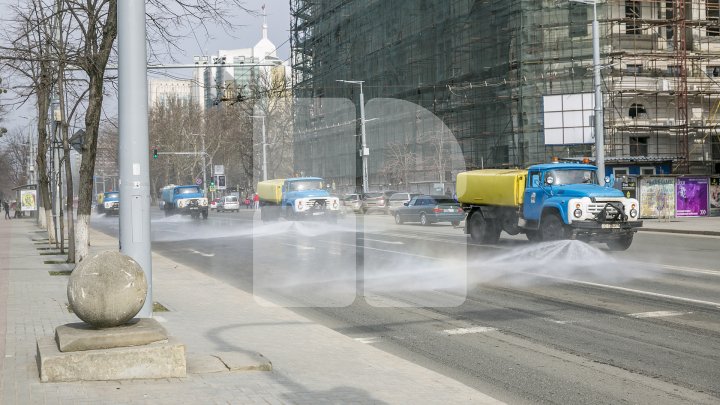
<box><xmin>249</xmin><ymin>115</ymin><xmax>267</xmax><ymax>182</ymax></box>
<box><xmin>570</xmin><ymin>0</ymin><xmax>605</xmax><ymax>184</ymax></box>
<box><xmin>337</xmin><ymin>79</ymin><xmax>370</xmax><ymax>193</ymax></box>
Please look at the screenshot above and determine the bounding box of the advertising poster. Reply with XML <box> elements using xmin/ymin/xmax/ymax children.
<box><xmin>639</xmin><ymin>177</ymin><xmax>675</xmax><ymax>218</ymax></box>
<box><xmin>710</xmin><ymin>177</ymin><xmax>720</xmax><ymax>216</ymax></box>
<box><xmin>676</xmin><ymin>177</ymin><xmax>709</xmax><ymax>217</ymax></box>
<box><xmin>20</xmin><ymin>189</ymin><xmax>37</xmax><ymax>211</ymax></box>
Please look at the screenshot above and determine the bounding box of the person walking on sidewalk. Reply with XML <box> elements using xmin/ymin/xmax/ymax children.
<box><xmin>3</xmin><ymin>201</ymin><xmax>10</xmax><ymax>220</ymax></box>
<box><xmin>253</xmin><ymin>193</ymin><xmax>260</xmax><ymax>210</ymax></box>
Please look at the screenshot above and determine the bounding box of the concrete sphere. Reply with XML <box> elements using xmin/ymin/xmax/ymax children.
<box><xmin>67</xmin><ymin>251</ymin><xmax>148</xmax><ymax>328</ymax></box>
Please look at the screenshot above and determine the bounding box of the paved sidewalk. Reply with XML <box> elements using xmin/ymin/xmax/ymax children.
<box><xmin>0</xmin><ymin>218</ymin><xmax>502</xmax><ymax>405</ymax></box>
<box><xmin>639</xmin><ymin>215</ymin><xmax>720</xmax><ymax>236</ymax></box>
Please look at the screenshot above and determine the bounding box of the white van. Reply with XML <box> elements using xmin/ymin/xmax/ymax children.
<box><xmin>217</xmin><ymin>195</ymin><xmax>240</xmax><ymax>212</ymax></box>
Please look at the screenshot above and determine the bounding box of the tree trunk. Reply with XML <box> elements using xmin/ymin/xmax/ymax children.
<box><xmin>75</xmin><ymin>1</ymin><xmax>118</xmax><ymax>262</ymax></box>
<box><xmin>35</xmin><ymin>74</ymin><xmax>56</xmax><ymax>245</ymax></box>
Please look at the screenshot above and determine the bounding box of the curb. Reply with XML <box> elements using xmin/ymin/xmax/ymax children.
<box><xmin>638</xmin><ymin>228</ymin><xmax>720</xmax><ymax>237</ymax></box>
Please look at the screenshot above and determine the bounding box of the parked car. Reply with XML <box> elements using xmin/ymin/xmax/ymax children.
<box><xmin>209</xmin><ymin>198</ymin><xmax>220</xmax><ymax>210</ymax></box>
<box><xmin>387</xmin><ymin>192</ymin><xmax>421</xmax><ymax>215</ymax></box>
<box><xmin>394</xmin><ymin>195</ymin><xmax>465</xmax><ymax>226</ymax></box>
<box><xmin>341</xmin><ymin>193</ymin><xmax>363</xmax><ymax>213</ymax></box>
<box><xmin>217</xmin><ymin>195</ymin><xmax>241</xmax><ymax>212</ymax></box>
<box><xmin>361</xmin><ymin>190</ymin><xmax>398</xmax><ymax>214</ymax></box>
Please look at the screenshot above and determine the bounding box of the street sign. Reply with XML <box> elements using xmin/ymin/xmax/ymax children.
<box><xmin>195</xmin><ymin>177</ymin><xmax>202</xmax><ymax>185</ymax></box>
<box><xmin>214</xmin><ymin>165</ymin><xmax>224</xmax><ymax>175</ymax></box>
<box><xmin>209</xmin><ymin>185</ymin><xmax>216</xmax><ymax>192</ymax></box>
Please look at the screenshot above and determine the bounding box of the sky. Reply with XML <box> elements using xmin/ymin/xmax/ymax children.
<box><xmin>0</xmin><ymin>0</ymin><xmax>291</xmax><ymax>132</ymax></box>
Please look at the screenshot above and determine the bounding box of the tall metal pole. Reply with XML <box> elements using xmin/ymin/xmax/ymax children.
<box><xmin>358</xmin><ymin>82</ymin><xmax>369</xmax><ymax>193</ymax></box>
<box><xmin>201</xmin><ymin>134</ymin><xmax>207</xmax><ymax>195</ymax></box>
<box><xmin>337</xmin><ymin>80</ymin><xmax>369</xmax><ymax>192</ymax></box>
<box><xmin>261</xmin><ymin>116</ymin><xmax>267</xmax><ymax>182</ymax></box>
<box><xmin>118</xmin><ymin>0</ymin><xmax>152</xmax><ymax>318</ymax></box>
<box><xmin>592</xmin><ymin>1</ymin><xmax>605</xmax><ymax>184</ymax></box>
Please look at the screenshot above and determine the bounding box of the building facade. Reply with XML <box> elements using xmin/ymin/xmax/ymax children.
<box><xmin>290</xmin><ymin>0</ymin><xmax>720</xmax><ymax>190</ymax></box>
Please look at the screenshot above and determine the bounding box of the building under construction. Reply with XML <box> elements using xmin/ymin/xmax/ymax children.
<box><xmin>290</xmin><ymin>0</ymin><xmax>720</xmax><ymax>191</ymax></box>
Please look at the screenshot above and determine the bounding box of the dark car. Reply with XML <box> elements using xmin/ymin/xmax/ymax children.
<box><xmin>362</xmin><ymin>190</ymin><xmax>399</xmax><ymax>214</ymax></box>
<box><xmin>394</xmin><ymin>195</ymin><xmax>465</xmax><ymax>226</ymax></box>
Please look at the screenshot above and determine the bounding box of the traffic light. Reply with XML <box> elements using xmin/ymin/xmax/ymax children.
<box><xmin>152</xmin><ymin>147</ymin><xmax>158</xmax><ymax>159</ymax></box>
<box><xmin>210</xmin><ymin>178</ymin><xmax>215</xmax><ymax>187</ymax></box>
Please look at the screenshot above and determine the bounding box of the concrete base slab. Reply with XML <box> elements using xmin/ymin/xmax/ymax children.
<box><xmin>186</xmin><ymin>354</ymin><xmax>229</xmax><ymax>374</ymax></box>
<box><xmin>55</xmin><ymin>318</ymin><xmax>168</xmax><ymax>352</ymax></box>
<box><xmin>37</xmin><ymin>336</ymin><xmax>186</xmax><ymax>382</ymax></box>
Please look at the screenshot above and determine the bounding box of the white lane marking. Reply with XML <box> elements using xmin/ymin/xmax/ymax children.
<box><xmin>662</xmin><ymin>264</ymin><xmax>720</xmax><ymax>277</ymax></box>
<box><xmin>354</xmin><ymin>337</ymin><xmax>381</xmax><ymax>344</ymax></box>
<box><xmin>521</xmin><ymin>272</ymin><xmax>720</xmax><ymax>309</ymax></box>
<box><xmin>281</xmin><ymin>243</ymin><xmax>315</xmax><ymax>250</ymax></box>
<box><xmin>188</xmin><ymin>249</ymin><xmax>214</xmax><ymax>257</ymax></box>
<box><xmin>443</xmin><ymin>326</ymin><xmax>498</xmax><ymax>335</ymax></box>
<box><xmin>628</xmin><ymin>311</ymin><xmax>690</xmax><ymax>319</ymax></box>
<box><xmin>153</xmin><ymin>316</ymin><xmax>168</xmax><ymax>323</ymax></box>
<box><xmin>360</xmin><ymin>237</ymin><xmax>404</xmax><ymax>245</ymax></box>
<box><xmin>544</xmin><ymin>318</ymin><xmax>576</xmax><ymax>325</ymax></box>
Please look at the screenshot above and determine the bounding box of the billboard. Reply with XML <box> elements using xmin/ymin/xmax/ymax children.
<box><xmin>543</xmin><ymin>93</ymin><xmax>595</xmax><ymax>145</ymax></box>
<box><xmin>709</xmin><ymin>177</ymin><xmax>720</xmax><ymax>216</ymax></box>
<box><xmin>20</xmin><ymin>189</ymin><xmax>37</xmax><ymax>211</ymax></box>
<box><xmin>639</xmin><ymin>177</ymin><xmax>675</xmax><ymax>218</ymax></box>
<box><xmin>676</xmin><ymin>177</ymin><xmax>709</xmax><ymax>217</ymax></box>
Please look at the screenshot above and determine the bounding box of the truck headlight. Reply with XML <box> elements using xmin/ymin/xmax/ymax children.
<box><xmin>630</xmin><ymin>209</ymin><xmax>637</xmax><ymax>218</ymax></box>
<box><xmin>573</xmin><ymin>209</ymin><xmax>583</xmax><ymax>218</ymax></box>
<box><xmin>178</xmin><ymin>200</ymin><xmax>186</xmax><ymax>208</ymax></box>
<box><xmin>297</xmin><ymin>200</ymin><xmax>304</xmax><ymax>211</ymax></box>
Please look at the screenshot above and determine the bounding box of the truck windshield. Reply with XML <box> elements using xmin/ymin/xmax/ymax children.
<box><xmin>105</xmin><ymin>192</ymin><xmax>119</xmax><ymax>199</ymax></box>
<box><xmin>176</xmin><ymin>187</ymin><xmax>200</xmax><ymax>194</ymax></box>
<box><xmin>547</xmin><ymin>169</ymin><xmax>596</xmax><ymax>185</ymax></box>
<box><xmin>288</xmin><ymin>180</ymin><xmax>323</xmax><ymax>191</ymax></box>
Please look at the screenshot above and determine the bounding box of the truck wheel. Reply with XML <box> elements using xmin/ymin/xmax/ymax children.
<box><xmin>395</xmin><ymin>213</ymin><xmax>404</xmax><ymax>225</ymax></box>
<box><xmin>451</xmin><ymin>220</ymin><xmax>460</xmax><ymax>227</ymax></box>
<box><xmin>468</xmin><ymin>213</ymin><xmax>500</xmax><ymax>243</ymax></box>
<box><xmin>607</xmin><ymin>233</ymin><xmax>633</xmax><ymax>251</ymax></box>
<box><xmin>525</xmin><ymin>229</ymin><xmax>542</xmax><ymax>242</ymax></box>
<box><xmin>541</xmin><ymin>213</ymin><xmax>568</xmax><ymax>241</ymax></box>
<box><xmin>420</xmin><ymin>213</ymin><xmax>429</xmax><ymax>226</ymax></box>
<box><xmin>164</xmin><ymin>208</ymin><xmax>171</xmax><ymax>217</ymax></box>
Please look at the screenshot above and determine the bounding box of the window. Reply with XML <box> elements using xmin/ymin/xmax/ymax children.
<box><xmin>667</xmin><ymin>65</ymin><xmax>681</xmax><ymax>77</ymax></box>
<box><xmin>613</xmin><ymin>168</ymin><xmax>629</xmax><ymax>177</ymax></box>
<box><xmin>707</xmin><ymin>66</ymin><xmax>720</xmax><ymax>77</ymax></box>
<box><xmin>630</xmin><ymin>137</ymin><xmax>649</xmax><ymax>156</ymax></box>
<box><xmin>629</xmin><ymin>103</ymin><xmax>647</xmax><ymax>118</ymax></box>
<box><xmin>626</xmin><ymin>64</ymin><xmax>643</xmax><ymax>74</ymax></box>
<box><xmin>640</xmin><ymin>167</ymin><xmax>656</xmax><ymax>175</ymax></box>
<box><xmin>708</xmin><ymin>0</ymin><xmax>720</xmax><ymax>36</ymax></box>
<box><xmin>569</xmin><ymin>3</ymin><xmax>587</xmax><ymax>38</ymax></box>
<box><xmin>626</xmin><ymin>1</ymin><xmax>641</xmax><ymax>34</ymax></box>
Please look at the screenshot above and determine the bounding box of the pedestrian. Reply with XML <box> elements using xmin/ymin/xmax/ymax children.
<box><xmin>3</xmin><ymin>201</ymin><xmax>10</xmax><ymax>220</ymax></box>
<box><xmin>253</xmin><ymin>193</ymin><xmax>260</xmax><ymax>210</ymax></box>
<box><xmin>244</xmin><ymin>196</ymin><xmax>251</xmax><ymax>209</ymax></box>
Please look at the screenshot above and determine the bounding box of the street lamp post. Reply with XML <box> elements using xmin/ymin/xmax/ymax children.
<box><xmin>337</xmin><ymin>80</ymin><xmax>369</xmax><ymax>193</ymax></box>
<box><xmin>571</xmin><ymin>0</ymin><xmax>605</xmax><ymax>183</ymax></box>
<box><xmin>249</xmin><ymin>115</ymin><xmax>267</xmax><ymax>182</ymax></box>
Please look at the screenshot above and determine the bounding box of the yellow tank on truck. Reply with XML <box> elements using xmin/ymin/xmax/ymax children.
<box><xmin>256</xmin><ymin>179</ymin><xmax>285</xmax><ymax>204</ymax></box>
<box><xmin>455</xmin><ymin>169</ymin><xmax>528</xmax><ymax>207</ymax></box>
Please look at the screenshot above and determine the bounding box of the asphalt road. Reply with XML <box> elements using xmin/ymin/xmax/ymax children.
<box><xmin>92</xmin><ymin>208</ymin><xmax>720</xmax><ymax>405</ymax></box>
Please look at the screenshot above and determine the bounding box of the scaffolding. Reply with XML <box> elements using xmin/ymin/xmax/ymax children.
<box><xmin>290</xmin><ymin>0</ymin><xmax>720</xmax><ymax>187</ymax></box>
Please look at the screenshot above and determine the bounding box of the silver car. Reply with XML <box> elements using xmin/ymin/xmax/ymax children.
<box><xmin>217</xmin><ymin>195</ymin><xmax>240</xmax><ymax>212</ymax></box>
<box><xmin>387</xmin><ymin>192</ymin><xmax>421</xmax><ymax>215</ymax></box>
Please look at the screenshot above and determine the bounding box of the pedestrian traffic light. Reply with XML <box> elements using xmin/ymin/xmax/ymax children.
<box><xmin>152</xmin><ymin>148</ymin><xmax>158</xmax><ymax>159</ymax></box>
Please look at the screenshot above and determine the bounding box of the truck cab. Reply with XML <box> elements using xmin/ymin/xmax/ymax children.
<box><xmin>96</xmin><ymin>191</ymin><xmax>120</xmax><ymax>215</ymax></box>
<box><xmin>161</xmin><ymin>185</ymin><xmax>209</xmax><ymax>219</ymax></box>
<box><xmin>258</xmin><ymin>177</ymin><xmax>341</xmax><ymax>221</ymax></box>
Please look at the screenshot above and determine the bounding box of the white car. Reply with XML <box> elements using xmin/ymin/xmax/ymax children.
<box><xmin>217</xmin><ymin>195</ymin><xmax>240</xmax><ymax>212</ymax></box>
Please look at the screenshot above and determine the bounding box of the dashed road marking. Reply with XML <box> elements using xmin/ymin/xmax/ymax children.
<box><xmin>354</xmin><ymin>337</ymin><xmax>381</xmax><ymax>344</ymax></box>
<box><xmin>188</xmin><ymin>249</ymin><xmax>214</xmax><ymax>257</ymax></box>
<box><xmin>443</xmin><ymin>326</ymin><xmax>498</xmax><ymax>335</ymax></box>
<box><xmin>628</xmin><ymin>310</ymin><xmax>690</xmax><ymax>319</ymax></box>
<box><xmin>281</xmin><ymin>243</ymin><xmax>315</xmax><ymax>250</ymax></box>
<box><xmin>360</xmin><ymin>237</ymin><xmax>404</xmax><ymax>245</ymax></box>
